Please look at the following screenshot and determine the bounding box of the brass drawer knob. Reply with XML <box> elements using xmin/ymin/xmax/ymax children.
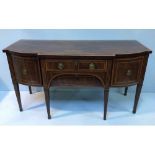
<box><xmin>57</xmin><ymin>63</ymin><xmax>64</xmax><ymax>70</ymax></box>
<box><xmin>89</xmin><ymin>63</ymin><xmax>96</xmax><ymax>70</ymax></box>
<box><xmin>23</xmin><ymin>68</ymin><xmax>27</xmax><ymax>75</ymax></box>
<box><xmin>126</xmin><ymin>69</ymin><xmax>132</xmax><ymax>76</ymax></box>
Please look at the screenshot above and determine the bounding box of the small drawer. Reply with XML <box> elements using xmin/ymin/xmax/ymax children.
<box><xmin>78</xmin><ymin>60</ymin><xmax>107</xmax><ymax>72</ymax></box>
<box><xmin>12</xmin><ymin>55</ymin><xmax>42</xmax><ymax>85</ymax></box>
<box><xmin>111</xmin><ymin>57</ymin><xmax>143</xmax><ymax>86</ymax></box>
<box><xmin>45</xmin><ymin>60</ymin><xmax>76</xmax><ymax>71</ymax></box>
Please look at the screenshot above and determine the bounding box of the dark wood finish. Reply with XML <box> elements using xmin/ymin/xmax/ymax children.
<box><xmin>45</xmin><ymin>60</ymin><xmax>76</xmax><ymax>72</ymax></box>
<box><xmin>3</xmin><ymin>40</ymin><xmax>152</xmax><ymax>120</ymax></box>
<box><xmin>133</xmin><ymin>54</ymin><xmax>150</xmax><ymax>113</ymax></box>
<box><xmin>111</xmin><ymin>57</ymin><xmax>143</xmax><ymax>86</ymax></box>
<box><xmin>44</xmin><ymin>88</ymin><xmax>51</xmax><ymax>119</ymax></box>
<box><xmin>13</xmin><ymin>82</ymin><xmax>23</xmax><ymax>111</ymax></box>
<box><xmin>28</xmin><ymin>86</ymin><xmax>32</xmax><ymax>94</ymax></box>
<box><xmin>41</xmin><ymin>59</ymin><xmax>107</xmax><ymax>88</ymax></box>
<box><xmin>51</xmin><ymin>75</ymin><xmax>102</xmax><ymax>87</ymax></box>
<box><xmin>104</xmin><ymin>88</ymin><xmax>109</xmax><ymax>120</ymax></box>
<box><xmin>124</xmin><ymin>87</ymin><xmax>128</xmax><ymax>96</ymax></box>
<box><xmin>133</xmin><ymin>83</ymin><xmax>143</xmax><ymax>113</ymax></box>
<box><xmin>78</xmin><ymin>60</ymin><xmax>107</xmax><ymax>72</ymax></box>
<box><xmin>3</xmin><ymin>40</ymin><xmax>151</xmax><ymax>56</ymax></box>
<box><xmin>6</xmin><ymin>53</ymin><xmax>23</xmax><ymax>111</ymax></box>
<box><xmin>12</xmin><ymin>55</ymin><xmax>42</xmax><ymax>86</ymax></box>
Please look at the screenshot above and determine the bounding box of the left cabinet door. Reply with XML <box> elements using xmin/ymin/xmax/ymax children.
<box><xmin>12</xmin><ymin>55</ymin><xmax>42</xmax><ymax>85</ymax></box>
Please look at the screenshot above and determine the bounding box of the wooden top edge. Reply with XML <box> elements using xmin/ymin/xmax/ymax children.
<box><xmin>2</xmin><ymin>40</ymin><xmax>152</xmax><ymax>56</ymax></box>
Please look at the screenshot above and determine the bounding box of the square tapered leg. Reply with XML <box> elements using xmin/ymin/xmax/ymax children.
<box><xmin>44</xmin><ymin>87</ymin><xmax>51</xmax><ymax>119</ymax></box>
<box><xmin>104</xmin><ymin>88</ymin><xmax>109</xmax><ymax>120</ymax></box>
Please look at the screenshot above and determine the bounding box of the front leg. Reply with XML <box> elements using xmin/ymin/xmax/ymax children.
<box><xmin>133</xmin><ymin>83</ymin><xmax>142</xmax><ymax>113</ymax></box>
<box><xmin>104</xmin><ymin>88</ymin><xmax>109</xmax><ymax>120</ymax></box>
<box><xmin>6</xmin><ymin>53</ymin><xmax>23</xmax><ymax>112</ymax></box>
<box><xmin>13</xmin><ymin>82</ymin><xmax>23</xmax><ymax>111</ymax></box>
<box><xmin>44</xmin><ymin>87</ymin><xmax>51</xmax><ymax>119</ymax></box>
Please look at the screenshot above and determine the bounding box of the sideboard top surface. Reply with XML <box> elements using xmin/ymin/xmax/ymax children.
<box><xmin>3</xmin><ymin>40</ymin><xmax>152</xmax><ymax>57</ymax></box>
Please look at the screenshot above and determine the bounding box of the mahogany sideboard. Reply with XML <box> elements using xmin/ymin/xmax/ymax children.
<box><xmin>3</xmin><ymin>40</ymin><xmax>152</xmax><ymax>120</ymax></box>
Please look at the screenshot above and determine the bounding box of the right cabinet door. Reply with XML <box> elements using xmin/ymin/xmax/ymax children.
<box><xmin>111</xmin><ymin>56</ymin><xmax>144</xmax><ymax>86</ymax></box>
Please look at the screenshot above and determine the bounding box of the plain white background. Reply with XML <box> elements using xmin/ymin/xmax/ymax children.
<box><xmin>0</xmin><ymin>0</ymin><xmax>155</xmax><ymax>155</ymax></box>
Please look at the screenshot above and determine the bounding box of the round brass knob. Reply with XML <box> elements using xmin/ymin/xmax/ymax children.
<box><xmin>57</xmin><ymin>63</ymin><xmax>64</xmax><ymax>70</ymax></box>
<box><xmin>126</xmin><ymin>69</ymin><xmax>132</xmax><ymax>76</ymax></box>
<box><xmin>23</xmin><ymin>68</ymin><xmax>27</xmax><ymax>75</ymax></box>
<box><xmin>89</xmin><ymin>63</ymin><xmax>96</xmax><ymax>70</ymax></box>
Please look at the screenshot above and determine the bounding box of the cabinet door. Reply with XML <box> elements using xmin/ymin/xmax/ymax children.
<box><xmin>111</xmin><ymin>57</ymin><xmax>143</xmax><ymax>86</ymax></box>
<box><xmin>12</xmin><ymin>55</ymin><xmax>42</xmax><ymax>85</ymax></box>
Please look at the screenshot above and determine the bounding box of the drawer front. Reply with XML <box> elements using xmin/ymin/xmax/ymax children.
<box><xmin>111</xmin><ymin>57</ymin><xmax>143</xmax><ymax>86</ymax></box>
<box><xmin>45</xmin><ymin>60</ymin><xmax>75</xmax><ymax>71</ymax></box>
<box><xmin>12</xmin><ymin>55</ymin><xmax>42</xmax><ymax>85</ymax></box>
<box><xmin>78</xmin><ymin>60</ymin><xmax>107</xmax><ymax>72</ymax></box>
<box><xmin>41</xmin><ymin>59</ymin><xmax>108</xmax><ymax>88</ymax></box>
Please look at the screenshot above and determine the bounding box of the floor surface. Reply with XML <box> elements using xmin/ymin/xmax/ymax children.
<box><xmin>0</xmin><ymin>89</ymin><xmax>155</xmax><ymax>125</ymax></box>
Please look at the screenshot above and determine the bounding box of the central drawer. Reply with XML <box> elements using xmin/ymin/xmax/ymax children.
<box><xmin>45</xmin><ymin>59</ymin><xmax>107</xmax><ymax>72</ymax></box>
<box><xmin>45</xmin><ymin>60</ymin><xmax>76</xmax><ymax>71</ymax></box>
<box><xmin>78</xmin><ymin>60</ymin><xmax>107</xmax><ymax>72</ymax></box>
